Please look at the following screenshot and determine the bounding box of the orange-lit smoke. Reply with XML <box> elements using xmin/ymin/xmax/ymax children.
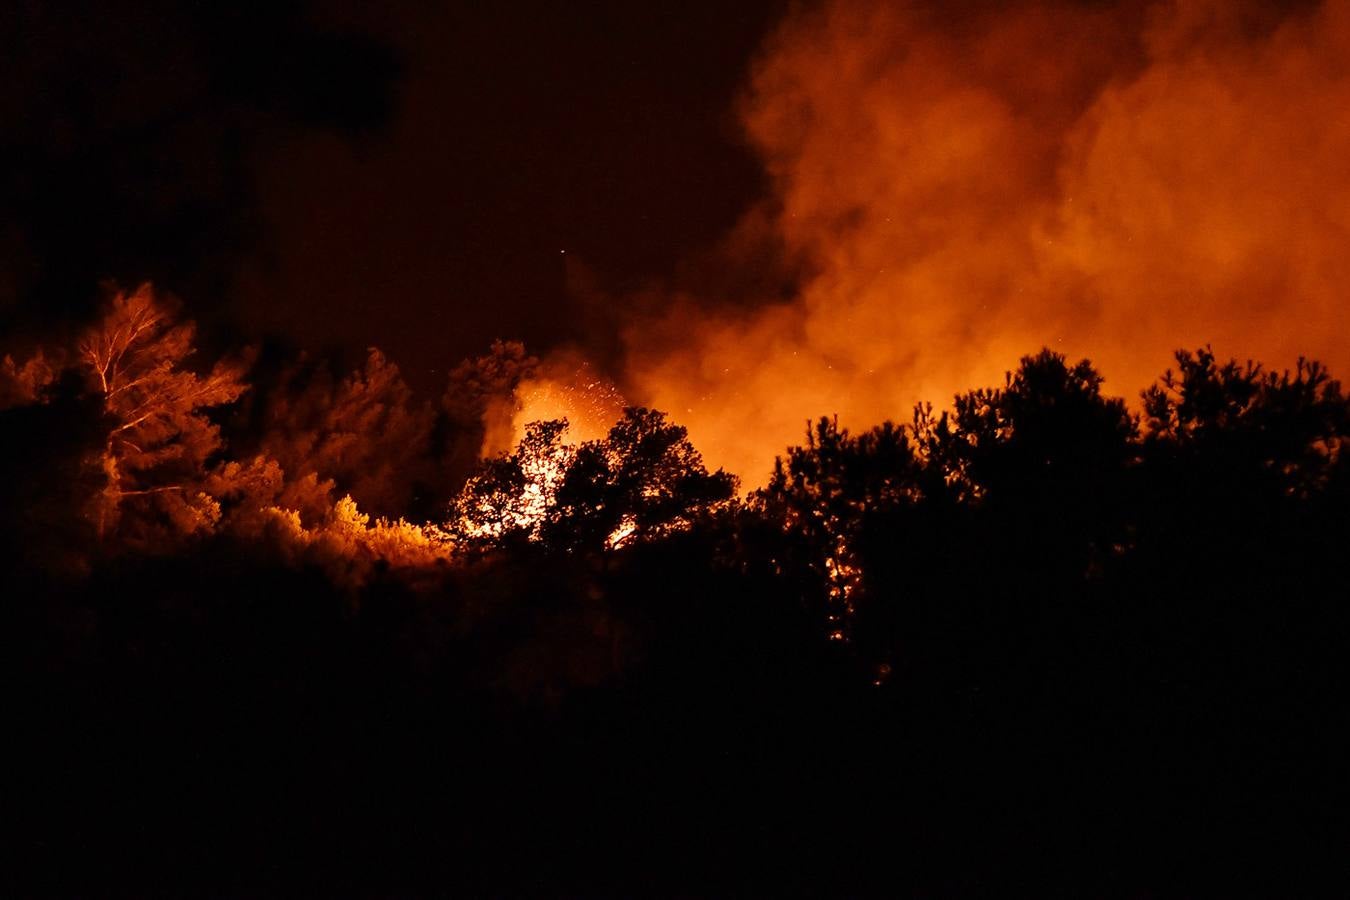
<box><xmin>487</xmin><ymin>349</ymin><xmax>628</xmax><ymax>454</ymax></box>
<box><xmin>621</xmin><ymin>0</ymin><xmax>1350</xmax><ymax>483</ymax></box>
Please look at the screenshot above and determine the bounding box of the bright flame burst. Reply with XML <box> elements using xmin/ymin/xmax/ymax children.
<box><xmin>454</xmin><ymin>432</ymin><xmax>573</xmax><ymax>542</ymax></box>
<box><xmin>460</xmin><ymin>361</ymin><xmax>633</xmax><ymax>546</ymax></box>
<box><xmin>508</xmin><ymin>360</ymin><xmax>627</xmax><ymax>448</ymax></box>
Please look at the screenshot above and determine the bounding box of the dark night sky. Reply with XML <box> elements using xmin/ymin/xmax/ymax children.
<box><xmin>3</xmin><ymin>1</ymin><xmax>786</xmax><ymax>390</ymax></box>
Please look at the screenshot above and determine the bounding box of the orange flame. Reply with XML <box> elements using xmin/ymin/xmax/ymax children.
<box><xmin>479</xmin><ymin>349</ymin><xmax>628</xmax><ymax>457</ymax></box>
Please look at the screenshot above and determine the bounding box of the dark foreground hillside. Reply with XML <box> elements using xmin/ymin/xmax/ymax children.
<box><xmin>6</xmin><ymin>347</ymin><xmax>1349</xmax><ymax>897</ymax></box>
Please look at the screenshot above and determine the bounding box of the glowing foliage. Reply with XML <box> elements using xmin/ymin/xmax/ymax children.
<box><xmin>254</xmin><ymin>494</ymin><xmax>452</xmax><ymax>588</ymax></box>
<box><xmin>77</xmin><ymin>285</ymin><xmax>247</xmax><ymax>543</ymax></box>
<box><xmin>450</xmin><ymin>419</ymin><xmax>574</xmax><ymax>546</ymax></box>
<box><xmin>0</xmin><ymin>349</ymin><xmax>57</xmax><ymax>409</ymax></box>
<box><xmin>449</xmin><ymin>408</ymin><xmax>736</xmax><ymax>554</ymax></box>
<box><xmin>260</xmin><ymin>347</ymin><xmax>433</xmax><ymax>519</ymax></box>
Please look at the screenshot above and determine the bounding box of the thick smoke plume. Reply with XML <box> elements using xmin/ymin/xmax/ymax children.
<box><xmin>621</xmin><ymin>0</ymin><xmax>1350</xmax><ymax>481</ymax></box>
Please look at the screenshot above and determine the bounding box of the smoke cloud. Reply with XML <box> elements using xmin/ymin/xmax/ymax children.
<box><xmin>619</xmin><ymin>0</ymin><xmax>1350</xmax><ymax>482</ymax></box>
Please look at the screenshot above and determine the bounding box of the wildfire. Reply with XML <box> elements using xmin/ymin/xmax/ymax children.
<box><xmin>454</xmin><ymin>448</ymin><xmax>570</xmax><ymax>542</ymax></box>
<box><xmin>508</xmin><ymin>362</ymin><xmax>626</xmax><ymax>449</ymax></box>
<box><xmin>824</xmin><ymin>549</ymin><xmax>861</xmax><ymax>640</ymax></box>
<box><xmin>453</xmin><ymin>361</ymin><xmax>651</xmax><ymax>549</ymax></box>
<box><xmin>606</xmin><ymin>514</ymin><xmax>638</xmax><ymax>550</ymax></box>
<box><xmin>621</xmin><ymin>0</ymin><xmax>1350</xmax><ymax>485</ymax></box>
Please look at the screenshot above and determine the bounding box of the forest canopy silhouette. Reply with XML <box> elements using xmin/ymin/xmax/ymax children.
<box><xmin>5</xmin><ymin>283</ymin><xmax>1348</xmax><ymax>894</ymax></box>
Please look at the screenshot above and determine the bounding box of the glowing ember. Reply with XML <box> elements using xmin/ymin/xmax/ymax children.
<box><xmin>452</xmin><ymin>361</ymin><xmax>640</xmax><ymax>552</ymax></box>
<box><xmin>606</xmin><ymin>514</ymin><xmax>637</xmax><ymax>550</ymax></box>
<box><xmin>510</xmin><ymin>362</ymin><xmax>626</xmax><ymax>448</ymax></box>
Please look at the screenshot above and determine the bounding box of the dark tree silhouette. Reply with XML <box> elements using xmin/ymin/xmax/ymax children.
<box><xmin>442</xmin><ymin>340</ymin><xmax>539</xmax><ymax>461</ymax></box>
<box><xmin>449</xmin><ymin>418</ymin><xmax>574</xmax><ymax>549</ymax></box>
<box><xmin>257</xmin><ymin>347</ymin><xmax>434</xmax><ymax>520</ymax></box>
<box><xmin>916</xmin><ymin>349</ymin><xmax>1139</xmax><ymax>596</ymax></box>
<box><xmin>756</xmin><ymin>416</ymin><xmax>921</xmax><ymax>642</ymax></box>
<box><xmin>450</xmin><ymin>408</ymin><xmax>735</xmax><ymax>557</ymax></box>
<box><xmin>548</xmin><ymin>407</ymin><xmax>738</xmax><ymax>553</ymax></box>
<box><xmin>1143</xmin><ymin>346</ymin><xmax>1348</xmax><ymax>498</ymax></box>
<box><xmin>6</xmin><ymin>331</ymin><xmax>1349</xmax><ymax>898</ymax></box>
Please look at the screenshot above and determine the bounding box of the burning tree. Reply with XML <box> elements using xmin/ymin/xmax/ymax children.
<box><xmin>757</xmin><ymin>417</ymin><xmax>921</xmax><ymax>642</ymax></box>
<box><xmin>548</xmin><ymin>408</ymin><xmax>737</xmax><ymax>553</ymax></box>
<box><xmin>449</xmin><ymin>409</ymin><xmax>736</xmax><ymax>555</ymax></box>
<box><xmin>78</xmin><ymin>285</ymin><xmax>247</xmax><ymax>544</ymax></box>
<box><xmin>449</xmin><ymin>418</ymin><xmax>574</xmax><ymax>548</ymax></box>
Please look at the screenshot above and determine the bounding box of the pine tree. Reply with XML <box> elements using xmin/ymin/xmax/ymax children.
<box><xmin>259</xmin><ymin>347</ymin><xmax>433</xmax><ymax>519</ymax></box>
<box><xmin>78</xmin><ymin>285</ymin><xmax>247</xmax><ymax>544</ymax></box>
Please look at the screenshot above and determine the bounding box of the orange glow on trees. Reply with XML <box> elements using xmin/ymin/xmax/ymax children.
<box><xmin>451</xmin><ymin>408</ymin><xmax>736</xmax><ymax>555</ymax></box>
<box><xmin>78</xmin><ymin>285</ymin><xmax>247</xmax><ymax>543</ymax></box>
<box><xmin>451</xmin><ymin>418</ymin><xmax>575</xmax><ymax>546</ymax></box>
<box><xmin>258</xmin><ymin>347</ymin><xmax>434</xmax><ymax>520</ymax></box>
